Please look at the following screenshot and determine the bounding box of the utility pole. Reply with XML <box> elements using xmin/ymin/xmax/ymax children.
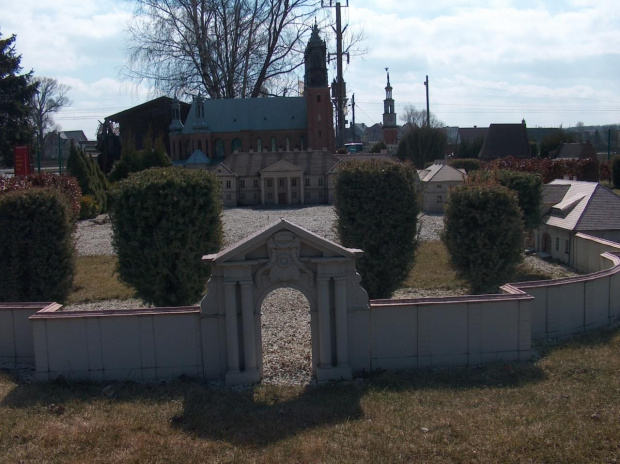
<box><xmin>424</xmin><ymin>75</ymin><xmax>430</xmax><ymax>127</ymax></box>
<box><xmin>351</xmin><ymin>93</ymin><xmax>356</xmax><ymax>142</ymax></box>
<box><xmin>325</xmin><ymin>0</ymin><xmax>349</xmax><ymax>149</ymax></box>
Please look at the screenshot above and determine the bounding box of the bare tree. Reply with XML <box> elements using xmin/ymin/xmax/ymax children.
<box><xmin>30</xmin><ymin>77</ymin><xmax>71</xmax><ymax>155</ymax></box>
<box><xmin>124</xmin><ymin>0</ymin><xmax>326</xmax><ymax>100</ymax></box>
<box><xmin>400</xmin><ymin>104</ymin><xmax>443</xmax><ymax>129</ymax></box>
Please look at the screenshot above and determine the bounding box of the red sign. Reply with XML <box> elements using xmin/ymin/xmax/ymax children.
<box><xmin>14</xmin><ymin>146</ymin><xmax>31</xmax><ymax>176</ymax></box>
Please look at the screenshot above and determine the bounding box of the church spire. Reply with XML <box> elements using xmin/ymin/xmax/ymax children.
<box><xmin>383</xmin><ymin>68</ymin><xmax>396</xmax><ymax>128</ymax></box>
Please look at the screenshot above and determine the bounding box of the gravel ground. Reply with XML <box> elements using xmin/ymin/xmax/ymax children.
<box><xmin>70</xmin><ymin>206</ymin><xmax>578</xmax><ymax>386</ymax></box>
<box><xmin>75</xmin><ymin>206</ymin><xmax>445</xmax><ymax>256</ymax></box>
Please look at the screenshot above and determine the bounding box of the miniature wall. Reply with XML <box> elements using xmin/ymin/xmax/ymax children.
<box><xmin>508</xmin><ymin>234</ymin><xmax>620</xmax><ymax>341</ymax></box>
<box><xmin>0</xmin><ymin>302</ymin><xmax>57</xmax><ymax>365</ymax></box>
<box><xmin>353</xmin><ymin>292</ymin><xmax>533</xmax><ymax>372</ymax></box>
<box><xmin>2</xmin><ymin>228</ymin><xmax>619</xmax><ymax>385</ymax></box>
<box><xmin>30</xmin><ymin>306</ymin><xmax>202</xmax><ymax>382</ymax></box>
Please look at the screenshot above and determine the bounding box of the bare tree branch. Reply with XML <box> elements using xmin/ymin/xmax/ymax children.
<box><xmin>29</xmin><ymin>77</ymin><xmax>71</xmax><ymax>154</ymax></box>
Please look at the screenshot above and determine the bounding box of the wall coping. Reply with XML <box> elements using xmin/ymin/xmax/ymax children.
<box><xmin>29</xmin><ymin>305</ymin><xmax>200</xmax><ymax>320</ymax></box>
<box><xmin>370</xmin><ymin>289</ymin><xmax>533</xmax><ymax>309</ymax></box>
<box><xmin>575</xmin><ymin>232</ymin><xmax>620</xmax><ymax>250</ymax></box>
<box><xmin>0</xmin><ymin>302</ymin><xmax>60</xmax><ymax>312</ymax></box>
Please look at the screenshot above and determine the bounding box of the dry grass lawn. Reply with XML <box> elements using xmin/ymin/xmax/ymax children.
<box><xmin>67</xmin><ymin>255</ymin><xmax>134</xmax><ymax>304</ymax></box>
<box><xmin>1</xmin><ymin>326</ymin><xmax>619</xmax><ymax>463</ymax></box>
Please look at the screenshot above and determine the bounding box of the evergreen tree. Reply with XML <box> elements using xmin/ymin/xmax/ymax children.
<box><xmin>67</xmin><ymin>143</ymin><xmax>108</xmax><ymax>213</ymax></box>
<box><xmin>0</xmin><ymin>31</ymin><xmax>38</xmax><ymax>167</ymax></box>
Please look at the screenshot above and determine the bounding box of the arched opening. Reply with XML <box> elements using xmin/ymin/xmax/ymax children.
<box><xmin>259</xmin><ymin>287</ymin><xmax>312</xmax><ymax>385</ymax></box>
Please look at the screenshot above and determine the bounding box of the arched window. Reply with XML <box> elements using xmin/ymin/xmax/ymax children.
<box><xmin>271</xmin><ymin>137</ymin><xmax>277</xmax><ymax>152</ymax></box>
<box><xmin>285</xmin><ymin>137</ymin><xmax>290</xmax><ymax>151</ymax></box>
<box><xmin>256</xmin><ymin>138</ymin><xmax>262</xmax><ymax>152</ymax></box>
<box><xmin>231</xmin><ymin>138</ymin><xmax>242</xmax><ymax>153</ymax></box>
<box><xmin>214</xmin><ymin>139</ymin><xmax>225</xmax><ymax>159</ymax></box>
<box><xmin>299</xmin><ymin>136</ymin><xmax>305</xmax><ymax>151</ymax></box>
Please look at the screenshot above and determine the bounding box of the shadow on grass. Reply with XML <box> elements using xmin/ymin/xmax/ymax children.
<box><xmin>0</xmin><ymin>358</ymin><xmax>548</xmax><ymax>446</ymax></box>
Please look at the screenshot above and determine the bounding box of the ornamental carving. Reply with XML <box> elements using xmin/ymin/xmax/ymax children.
<box><xmin>254</xmin><ymin>231</ymin><xmax>314</xmax><ymax>287</ymax></box>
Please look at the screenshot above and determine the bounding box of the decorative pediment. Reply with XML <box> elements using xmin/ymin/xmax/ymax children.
<box><xmin>203</xmin><ymin>219</ymin><xmax>362</xmax><ymax>265</ymax></box>
<box><xmin>260</xmin><ymin>159</ymin><xmax>303</xmax><ymax>174</ymax></box>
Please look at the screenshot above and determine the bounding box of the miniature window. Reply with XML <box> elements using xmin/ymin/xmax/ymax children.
<box><xmin>292</xmin><ymin>178</ymin><xmax>297</xmax><ymax>187</ymax></box>
<box><xmin>304</xmin><ymin>178</ymin><xmax>310</xmax><ymax>187</ymax></box>
<box><xmin>279</xmin><ymin>179</ymin><xmax>285</xmax><ymax>187</ymax></box>
<box><xmin>253</xmin><ymin>179</ymin><xmax>259</xmax><ymax>188</ymax></box>
<box><xmin>240</xmin><ymin>179</ymin><xmax>245</xmax><ymax>188</ymax></box>
<box><xmin>271</xmin><ymin>137</ymin><xmax>277</xmax><ymax>152</ymax></box>
<box><xmin>555</xmin><ymin>237</ymin><xmax>560</xmax><ymax>251</ymax></box>
<box><xmin>437</xmin><ymin>195</ymin><xmax>443</xmax><ymax>203</ymax></box>
<box><xmin>437</xmin><ymin>184</ymin><xmax>442</xmax><ymax>189</ymax></box>
<box><xmin>317</xmin><ymin>95</ymin><xmax>321</xmax><ymax>103</ymax></box>
<box><xmin>318</xmin><ymin>178</ymin><xmax>324</xmax><ymax>186</ymax></box>
<box><xmin>286</xmin><ymin>137</ymin><xmax>290</xmax><ymax>151</ymax></box>
<box><xmin>565</xmin><ymin>239</ymin><xmax>569</xmax><ymax>254</ymax></box>
<box><xmin>256</xmin><ymin>138</ymin><xmax>262</xmax><ymax>152</ymax></box>
<box><xmin>226</xmin><ymin>180</ymin><xmax>231</xmax><ymax>189</ymax></box>
<box><xmin>231</xmin><ymin>138</ymin><xmax>241</xmax><ymax>153</ymax></box>
<box><xmin>267</xmin><ymin>179</ymin><xmax>273</xmax><ymax>187</ymax></box>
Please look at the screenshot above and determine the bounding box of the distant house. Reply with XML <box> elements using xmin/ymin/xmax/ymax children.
<box><xmin>537</xmin><ymin>180</ymin><xmax>620</xmax><ymax>266</ymax></box>
<box><xmin>208</xmin><ymin>149</ymin><xmax>340</xmax><ymax>207</ymax></box>
<box><xmin>104</xmin><ymin>96</ymin><xmax>191</xmax><ymax>154</ymax></box>
<box><xmin>417</xmin><ymin>161</ymin><xmax>467</xmax><ymax>212</ymax></box>
<box><xmin>478</xmin><ymin>123</ymin><xmax>530</xmax><ymax>160</ymax></box>
<box><xmin>553</xmin><ymin>141</ymin><xmax>597</xmax><ymax>160</ymax></box>
<box><xmin>43</xmin><ymin>130</ymin><xmax>88</xmax><ymax>160</ymax></box>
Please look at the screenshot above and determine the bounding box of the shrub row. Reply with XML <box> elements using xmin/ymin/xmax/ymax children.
<box><xmin>108</xmin><ymin>139</ymin><xmax>172</xmax><ymax>183</ymax></box>
<box><xmin>0</xmin><ymin>188</ymin><xmax>75</xmax><ymax>302</ymax></box>
<box><xmin>0</xmin><ymin>173</ymin><xmax>81</xmax><ymax>221</ymax></box>
<box><xmin>485</xmin><ymin>157</ymin><xmax>599</xmax><ymax>183</ymax></box>
<box><xmin>110</xmin><ymin>167</ymin><xmax>223</xmax><ymax>306</ymax></box>
<box><xmin>334</xmin><ymin>159</ymin><xmax>419</xmax><ymax>299</ymax></box>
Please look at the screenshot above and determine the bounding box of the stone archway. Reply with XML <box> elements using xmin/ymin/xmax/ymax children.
<box><xmin>200</xmin><ymin>219</ymin><xmax>369</xmax><ymax>385</ymax></box>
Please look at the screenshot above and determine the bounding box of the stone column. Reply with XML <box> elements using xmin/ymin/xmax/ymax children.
<box><xmin>334</xmin><ymin>277</ymin><xmax>348</xmax><ymax>366</ymax></box>
<box><xmin>287</xmin><ymin>175</ymin><xmax>292</xmax><ymax>205</ymax></box>
<box><xmin>317</xmin><ymin>277</ymin><xmax>332</xmax><ymax>368</ymax></box>
<box><xmin>260</xmin><ymin>177</ymin><xmax>265</xmax><ymax>205</ymax></box>
<box><xmin>274</xmin><ymin>177</ymin><xmax>279</xmax><ymax>205</ymax></box>
<box><xmin>224</xmin><ymin>282</ymin><xmax>239</xmax><ymax>373</ymax></box>
<box><xmin>240</xmin><ymin>280</ymin><xmax>256</xmax><ymax>371</ymax></box>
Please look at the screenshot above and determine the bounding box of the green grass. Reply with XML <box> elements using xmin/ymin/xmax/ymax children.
<box><xmin>67</xmin><ymin>255</ymin><xmax>135</xmax><ymax>304</ymax></box>
<box><xmin>1</xmin><ymin>326</ymin><xmax>619</xmax><ymax>463</ymax></box>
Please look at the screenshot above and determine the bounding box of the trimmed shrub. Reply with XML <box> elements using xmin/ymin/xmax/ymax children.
<box><xmin>110</xmin><ymin>167</ymin><xmax>223</xmax><ymax>306</ymax></box>
<box><xmin>612</xmin><ymin>155</ymin><xmax>620</xmax><ymax>189</ymax></box>
<box><xmin>0</xmin><ymin>188</ymin><xmax>75</xmax><ymax>302</ymax></box>
<box><xmin>335</xmin><ymin>159</ymin><xmax>419</xmax><ymax>299</ymax></box>
<box><xmin>0</xmin><ymin>173</ymin><xmax>81</xmax><ymax>222</ymax></box>
<box><xmin>67</xmin><ymin>143</ymin><xmax>108</xmax><ymax>214</ymax></box>
<box><xmin>485</xmin><ymin>157</ymin><xmax>599</xmax><ymax>183</ymax></box>
<box><xmin>443</xmin><ymin>181</ymin><xmax>524</xmax><ymax>294</ymax></box>
<box><xmin>447</xmin><ymin>158</ymin><xmax>482</xmax><ymax>173</ymax></box>
<box><xmin>79</xmin><ymin>195</ymin><xmax>99</xmax><ymax>219</ymax></box>
<box><xmin>369</xmin><ymin>141</ymin><xmax>386</xmax><ymax>153</ymax></box>
<box><xmin>397</xmin><ymin>126</ymin><xmax>447</xmax><ymax>168</ymax></box>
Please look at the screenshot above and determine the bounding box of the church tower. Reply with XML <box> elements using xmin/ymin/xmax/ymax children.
<box><xmin>304</xmin><ymin>24</ymin><xmax>335</xmax><ymax>152</ymax></box>
<box><xmin>382</xmin><ymin>70</ymin><xmax>398</xmax><ymax>146</ymax></box>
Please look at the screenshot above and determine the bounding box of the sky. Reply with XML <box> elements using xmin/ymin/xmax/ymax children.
<box><xmin>2</xmin><ymin>0</ymin><xmax>619</xmax><ymax>140</ymax></box>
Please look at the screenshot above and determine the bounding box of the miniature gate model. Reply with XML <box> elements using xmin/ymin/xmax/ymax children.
<box><xmin>200</xmin><ymin>219</ymin><xmax>370</xmax><ymax>384</ymax></box>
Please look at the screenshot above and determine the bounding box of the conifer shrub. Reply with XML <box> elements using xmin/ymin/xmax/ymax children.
<box><xmin>79</xmin><ymin>195</ymin><xmax>99</xmax><ymax>219</ymax></box>
<box><xmin>110</xmin><ymin>167</ymin><xmax>223</xmax><ymax>306</ymax></box>
<box><xmin>67</xmin><ymin>143</ymin><xmax>108</xmax><ymax>214</ymax></box>
<box><xmin>612</xmin><ymin>155</ymin><xmax>620</xmax><ymax>189</ymax></box>
<box><xmin>335</xmin><ymin>159</ymin><xmax>419</xmax><ymax>299</ymax></box>
<box><xmin>442</xmin><ymin>181</ymin><xmax>524</xmax><ymax>294</ymax></box>
<box><xmin>108</xmin><ymin>138</ymin><xmax>172</xmax><ymax>183</ymax></box>
<box><xmin>0</xmin><ymin>188</ymin><xmax>75</xmax><ymax>302</ymax></box>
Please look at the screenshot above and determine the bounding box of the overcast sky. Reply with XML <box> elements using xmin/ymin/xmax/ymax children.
<box><xmin>2</xmin><ymin>0</ymin><xmax>619</xmax><ymax>140</ymax></box>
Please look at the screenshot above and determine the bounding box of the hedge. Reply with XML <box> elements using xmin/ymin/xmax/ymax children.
<box><xmin>335</xmin><ymin>159</ymin><xmax>419</xmax><ymax>299</ymax></box>
<box><xmin>485</xmin><ymin>157</ymin><xmax>599</xmax><ymax>183</ymax></box>
<box><xmin>110</xmin><ymin>167</ymin><xmax>223</xmax><ymax>306</ymax></box>
<box><xmin>67</xmin><ymin>143</ymin><xmax>108</xmax><ymax>214</ymax></box>
<box><xmin>0</xmin><ymin>188</ymin><xmax>75</xmax><ymax>302</ymax></box>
